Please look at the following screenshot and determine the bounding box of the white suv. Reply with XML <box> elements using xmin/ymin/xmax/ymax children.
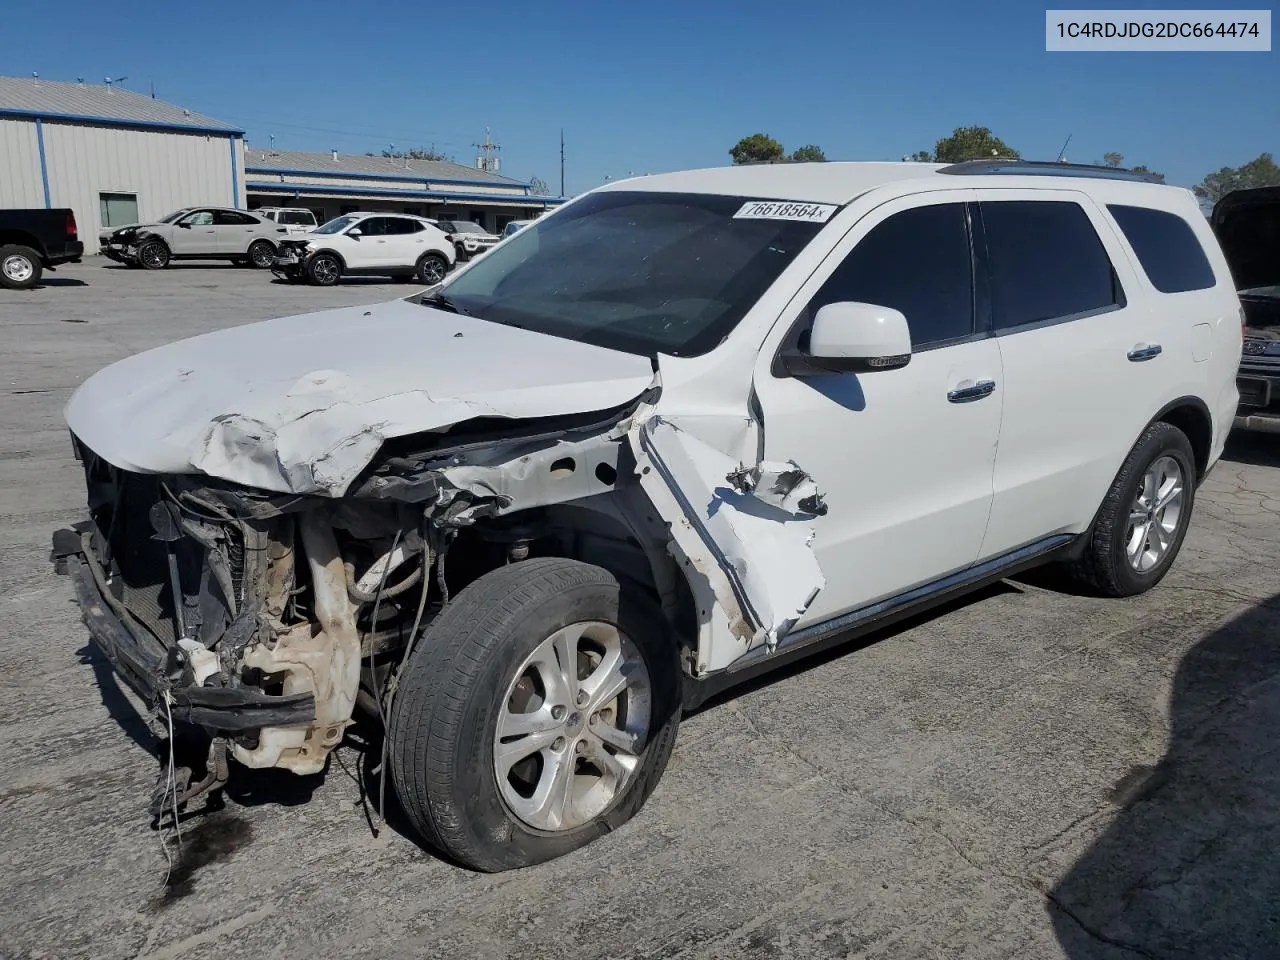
<box><xmin>55</xmin><ymin>161</ymin><xmax>1241</xmax><ymax>872</ymax></box>
<box><xmin>271</xmin><ymin>212</ymin><xmax>456</xmax><ymax>285</ymax></box>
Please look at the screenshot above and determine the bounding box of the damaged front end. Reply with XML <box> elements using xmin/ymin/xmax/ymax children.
<box><xmin>54</xmin><ymin>390</ymin><xmax>829</xmax><ymax>814</ymax></box>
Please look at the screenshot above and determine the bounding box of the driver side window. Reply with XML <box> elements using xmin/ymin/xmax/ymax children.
<box><xmin>808</xmin><ymin>203</ymin><xmax>975</xmax><ymax>350</ymax></box>
<box><xmin>182</xmin><ymin>210</ymin><xmax>215</xmax><ymax>226</ymax></box>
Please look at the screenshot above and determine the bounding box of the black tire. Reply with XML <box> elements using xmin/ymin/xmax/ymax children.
<box><xmin>247</xmin><ymin>240</ymin><xmax>275</xmax><ymax>269</ymax></box>
<box><xmin>415</xmin><ymin>252</ymin><xmax>449</xmax><ymax>285</ymax></box>
<box><xmin>1072</xmin><ymin>421</ymin><xmax>1197</xmax><ymax>597</ymax></box>
<box><xmin>307</xmin><ymin>252</ymin><xmax>341</xmax><ymax>286</ymax></box>
<box><xmin>389</xmin><ymin>558</ymin><xmax>681</xmax><ymax>872</ymax></box>
<box><xmin>137</xmin><ymin>239</ymin><xmax>170</xmax><ymax>270</ymax></box>
<box><xmin>0</xmin><ymin>245</ymin><xmax>42</xmax><ymax>290</ymax></box>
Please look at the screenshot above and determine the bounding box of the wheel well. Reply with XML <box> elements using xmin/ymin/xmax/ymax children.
<box><xmin>456</xmin><ymin>504</ymin><xmax>697</xmax><ymax>649</ymax></box>
<box><xmin>0</xmin><ymin>230</ymin><xmax>46</xmax><ymax>256</ymax></box>
<box><xmin>311</xmin><ymin>248</ymin><xmax>345</xmax><ymax>269</ymax></box>
<box><xmin>1157</xmin><ymin>400</ymin><xmax>1212</xmax><ymax>479</ymax></box>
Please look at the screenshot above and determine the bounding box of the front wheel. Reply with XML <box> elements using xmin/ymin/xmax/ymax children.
<box><xmin>1072</xmin><ymin>421</ymin><xmax>1197</xmax><ymax>597</ymax></box>
<box><xmin>0</xmin><ymin>245</ymin><xmax>42</xmax><ymax>290</ymax></box>
<box><xmin>137</xmin><ymin>239</ymin><xmax>170</xmax><ymax>270</ymax></box>
<box><xmin>415</xmin><ymin>252</ymin><xmax>449</xmax><ymax>285</ymax></box>
<box><xmin>389</xmin><ymin>558</ymin><xmax>681</xmax><ymax>872</ymax></box>
<box><xmin>307</xmin><ymin>252</ymin><xmax>341</xmax><ymax>286</ymax></box>
<box><xmin>247</xmin><ymin>240</ymin><xmax>275</xmax><ymax>269</ymax></box>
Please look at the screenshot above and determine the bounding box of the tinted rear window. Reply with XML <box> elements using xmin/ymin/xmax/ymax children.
<box><xmin>1107</xmin><ymin>204</ymin><xmax>1216</xmax><ymax>294</ymax></box>
<box><xmin>981</xmin><ymin>201</ymin><xmax>1121</xmax><ymax>330</ymax></box>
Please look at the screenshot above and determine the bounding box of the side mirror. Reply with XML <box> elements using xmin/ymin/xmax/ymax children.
<box><xmin>778</xmin><ymin>302</ymin><xmax>912</xmax><ymax>377</ymax></box>
<box><xmin>346</xmin><ymin>228</ymin><xmax>363</xmax><ymax>238</ymax></box>
<box><xmin>178</xmin><ymin>222</ymin><xmax>192</xmax><ymax>229</ymax></box>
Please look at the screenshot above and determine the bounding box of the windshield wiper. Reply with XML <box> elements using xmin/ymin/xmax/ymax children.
<box><xmin>420</xmin><ymin>293</ymin><xmax>471</xmax><ymax>316</ymax></box>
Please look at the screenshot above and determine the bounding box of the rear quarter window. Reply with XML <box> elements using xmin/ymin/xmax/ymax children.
<box><xmin>1107</xmin><ymin>204</ymin><xmax>1217</xmax><ymax>294</ymax></box>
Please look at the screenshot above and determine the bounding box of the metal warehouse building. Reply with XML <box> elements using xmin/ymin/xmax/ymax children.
<box><xmin>0</xmin><ymin>76</ymin><xmax>244</xmax><ymax>254</ymax></box>
<box><xmin>0</xmin><ymin>74</ymin><xmax>564</xmax><ymax>254</ymax></box>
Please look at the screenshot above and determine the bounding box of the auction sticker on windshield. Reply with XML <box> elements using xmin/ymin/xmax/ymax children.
<box><xmin>733</xmin><ymin>201</ymin><xmax>838</xmax><ymax>223</ymax></box>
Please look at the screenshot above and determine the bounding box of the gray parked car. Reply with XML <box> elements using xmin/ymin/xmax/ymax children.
<box><xmin>99</xmin><ymin>207</ymin><xmax>289</xmax><ymax>270</ymax></box>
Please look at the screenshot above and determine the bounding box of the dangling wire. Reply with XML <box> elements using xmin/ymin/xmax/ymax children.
<box><xmin>367</xmin><ymin>530</ymin><xmax>401</xmax><ymax>832</ymax></box>
<box><xmin>158</xmin><ymin>690</ymin><xmax>183</xmax><ymax>886</ymax></box>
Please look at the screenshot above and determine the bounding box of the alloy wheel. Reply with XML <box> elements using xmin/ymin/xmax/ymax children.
<box><xmin>493</xmin><ymin>621</ymin><xmax>652</xmax><ymax>832</ymax></box>
<box><xmin>1125</xmin><ymin>455</ymin><xmax>1185</xmax><ymax>572</ymax></box>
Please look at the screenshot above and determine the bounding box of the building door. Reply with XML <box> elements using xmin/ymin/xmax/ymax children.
<box><xmin>99</xmin><ymin>193</ymin><xmax>139</xmax><ymax>229</ymax></box>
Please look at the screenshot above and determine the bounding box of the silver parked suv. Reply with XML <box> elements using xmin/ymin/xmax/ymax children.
<box><xmin>99</xmin><ymin>207</ymin><xmax>288</xmax><ymax>269</ymax></box>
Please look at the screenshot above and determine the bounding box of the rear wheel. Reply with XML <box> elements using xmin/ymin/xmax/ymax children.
<box><xmin>1072</xmin><ymin>421</ymin><xmax>1196</xmax><ymax>597</ymax></box>
<box><xmin>307</xmin><ymin>252</ymin><xmax>341</xmax><ymax>286</ymax></box>
<box><xmin>415</xmin><ymin>252</ymin><xmax>449</xmax><ymax>285</ymax></box>
<box><xmin>0</xmin><ymin>245</ymin><xmax>41</xmax><ymax>290</ymax></box>
<box><xmin>389</xmin><ymin>558</ymin><xmax>681</xmax><ymax>872</ymax></box>
<box><xmin>138</xmin><ymin>239</ymin><xmax>170</xmax><ymax>270</ymax></box>
<box><xmin>247</xmin><ymin>240</ymin><xmax>275</xmax><ymax>269</ymax></box>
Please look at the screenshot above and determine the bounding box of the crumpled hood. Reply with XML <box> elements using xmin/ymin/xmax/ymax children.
<box><xmin>65</xmin><ymin>298</ymin><xmax>656</xmax><ymax>496</ymax></box>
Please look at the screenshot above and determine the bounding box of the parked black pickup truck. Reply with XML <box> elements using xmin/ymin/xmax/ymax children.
<box><xmin>0</xmin><ymin>208</ymin><xmax>84</xmax><ymax>289</ymax></box>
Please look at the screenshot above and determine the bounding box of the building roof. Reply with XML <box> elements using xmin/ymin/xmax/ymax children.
<box><xmin>0</xmin><ymin>75</ymin><xmax>241</xmax><ymax>133</ymax></box>
<box><xmin>244</xmin><ymin>148</ymin><xmax>528</xmax><ymax>188</ymax></box>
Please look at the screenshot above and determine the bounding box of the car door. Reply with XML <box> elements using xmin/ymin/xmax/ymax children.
<box><xmin>382</xmin><ymin>217</ymin><xmax>425</xmax><ymax>267</ymax></box>
<box><xmin>971</xmin><ymin>190</ymin><xmax>1169</xmax><ymax>559</ymax></box>
<box><xmin>173</xmin><ymin>209</ymin><xmax>219</xmax><ymax>256</ymax></box>
<box><xmin>213</xmin><ymin>210</ymin><xmax>268</xmax><ymax>255</ymax></box>
<box><xmin>347</xmin><ymin>216</ymin><xmax>391</xmax><ymax>268</ymax></box>
<box><xmin>750</xmin><ymin>193</ymin><xmax>1004</xmax><ymax>627</ymax></box>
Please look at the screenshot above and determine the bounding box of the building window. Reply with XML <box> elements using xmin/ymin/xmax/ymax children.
<box><xmin>99</xmin><ymin>193</ymin><xmax>139</xmax><ymax>229</ymax></box>
<box><xmin>340</xmin><ymin>204</ymin><xmax>359</xmax><ymax>215</ymax></box>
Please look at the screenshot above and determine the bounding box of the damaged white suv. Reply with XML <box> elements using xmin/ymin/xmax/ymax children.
<box><xmin>54</xmin><ymin>160</ymin><xmax>1241</xmax><ymax>872</ymax></box>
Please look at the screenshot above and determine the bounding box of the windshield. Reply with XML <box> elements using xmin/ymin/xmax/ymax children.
<box><xmin>432</xmin><ymin>191</ymin><xmax>827</xmax><ymax>356</ymax></box>
<box><xmin>159</xmin><ymin>209</ymin><xmax>193</xmax><ymax>223</ymax></box>
<box><xmin>313</xmin><ymin>215</ymin><xmax>360</xmax><ymax>235</ymax></box>
<box><xmin>451</xmin><ymin>221</ymin><xmax>488</xmax><ymax>234</ymax></box>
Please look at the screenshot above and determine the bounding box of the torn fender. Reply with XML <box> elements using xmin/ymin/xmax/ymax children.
<box><xmin>629</xmin><ymin>415</ymin><xmax>825</xmax><ymax>651</ymax></box>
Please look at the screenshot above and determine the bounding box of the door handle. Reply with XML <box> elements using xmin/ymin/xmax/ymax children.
<box><xmin>947</xmin><ymin>379</ymin><xmax>996</xmax><ymax>403</ymax></box>
<box><xmin>1128</xmin><ymin>344</ymin><xmax>1162</xmax><ymax>362</ymax></box>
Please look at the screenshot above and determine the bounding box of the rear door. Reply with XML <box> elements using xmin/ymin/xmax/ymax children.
<box><xmin>974</xmin><ymin>190</ymin><xmax>1168</xmax><ymax>559</ymax></box>
<box><xmin>213</xmin><ymin>210</ymin><xmax>268</xmax><ymax>255</ymax></box>
<box><xmin>382</xmin><ymin>217</ymin><xmax>426</xmax><ymax>267</ymax></box>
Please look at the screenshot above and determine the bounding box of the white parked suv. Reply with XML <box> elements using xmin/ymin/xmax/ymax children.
<box><xmin>54</xmin><ymin>160</ymin><xmax>1241</xmax><ymax>872</ymax></box>
<box><xmin>254</xmin><ymin>207</ymin><xmax>320</xmax><ymax>234</ymax></box>
<box><xmin>271</xmin><ymin>212</ymin><xmax>456</xmax><ymax>285</ymax></box>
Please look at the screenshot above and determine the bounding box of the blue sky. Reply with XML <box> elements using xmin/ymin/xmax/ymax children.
<box><xmin>4</xmin><ymin>0</ymin><xmax>1275</xmax><ymax>193</ymax></box>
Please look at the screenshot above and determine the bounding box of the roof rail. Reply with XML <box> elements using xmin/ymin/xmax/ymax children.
<box><xmin>937</xmin><ymin>159</ymin><xmax>1162</xmax><ymax>183</ymax></box>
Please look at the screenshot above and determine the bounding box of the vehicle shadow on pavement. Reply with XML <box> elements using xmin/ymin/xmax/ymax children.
<box><xmin>1049</xmin><ymin>593</ymin><xmax>1280</xmax><ymax>959</ymax></box>
<box><xmin>35</xmin><ymin>277</ymin><xmax>88</xmax><ymax>287</ymax></box>
<box><xmin>76</xmin><ymin>643</ymin><xmax>157</xmax><ymax>756</ymax></box>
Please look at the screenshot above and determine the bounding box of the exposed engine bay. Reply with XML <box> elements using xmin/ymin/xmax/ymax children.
<box><xmin>53</xmin><ymin>389</ymin><xmax>826</xmax><ymax>812</ymax></box>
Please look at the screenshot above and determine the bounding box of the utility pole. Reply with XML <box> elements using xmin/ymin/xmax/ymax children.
<box><xmin>474</xmin><ymin>128</ymin><xmax>501</xmax><ymax>172</ymax></box>
<box><xmin>560</xmin><ymin>129</ymin><xmax>565</xmax><ymax>197</ymax></box>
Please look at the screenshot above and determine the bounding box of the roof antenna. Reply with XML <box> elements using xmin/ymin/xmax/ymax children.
<box><xmin>31</xmin><ymin>72</ymin><xmax>39</xmax><ymax>85</ymax></box>
<box><xmin>1055</xmin><ymin>133</ymin><xmax>1073</xmax><ymax>163</ymax></box>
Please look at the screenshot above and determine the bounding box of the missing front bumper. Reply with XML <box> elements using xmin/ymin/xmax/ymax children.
<box><xmin>53</xmin><ymin>528</ymin><xmax>316</xmax><ymax>733</ymax></box>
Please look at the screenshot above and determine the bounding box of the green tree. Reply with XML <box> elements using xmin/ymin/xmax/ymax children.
<box><xmin>529</xmin><ymin>176</ymin><xmax>551</xmax><ymax>195</ymax></box>
<box><xmin>1129</xmin><ymin>164</ymin><xmax>1166</xmax><ymax>184</ymax></box>
<box><xmin>1102</xmin><ymin>151</ymin><xmax>1124</xmax><ymax>168</ymax></box>
<box><xmin>930</xmin><ymin>126</ymin><xmax>1020</xmax><ymax>163</ymax></box>
<box><xmin>730</xmin><ymin>133</ymin><xmax>785</xmax><ymax>165</ymax></box>
<box><xmin>381</xmin><ymin>145</ymin><xmax>449</xmax><ymax>161</ymax></box>
<box><xmin>1194</xmin><ymin>153</ymin><xmax>1280</xmax><ymax>205</ymax></box>
<box><xmin>908</xmin><ymin>150</ymin><xmax>934</xmax><ymax>162</ymax></box>
<box><xmin>790</xmin><ymin>144</ymin><xmax>827</xmax><ymax>163</ymax></box>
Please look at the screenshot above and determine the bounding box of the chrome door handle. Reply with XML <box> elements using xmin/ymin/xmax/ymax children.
<box><xmin>1128</xmin><ymin>344</ymin><xmax>1163</xmax><ymax>362</ymax></box>
<box><xmin>947</xmin><ymin>379</ymin><xmax>996</xmax><ymax>403</ymax></box>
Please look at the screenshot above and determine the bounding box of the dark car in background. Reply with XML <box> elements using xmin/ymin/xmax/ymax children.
<box><xmin>1212</xmin><ymin>187</ymin><xmax>1280</xmax><ymax>431</ymax></box>
<box><xmin>0</xmin><ymin>208</ymin><xmax>84</xmax><ymax>289</ymax></box>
